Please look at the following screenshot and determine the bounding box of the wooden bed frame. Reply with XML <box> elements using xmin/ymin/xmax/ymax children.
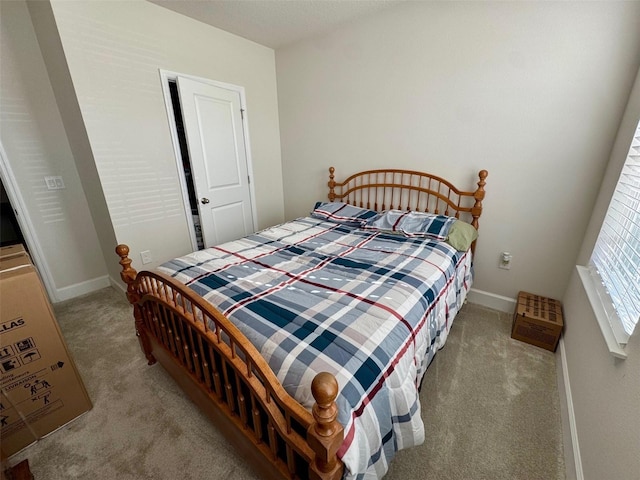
<box><xmin>115</xmin><ymin>167</ymin><xmax>487</xmax><ymax>480</ymax></box>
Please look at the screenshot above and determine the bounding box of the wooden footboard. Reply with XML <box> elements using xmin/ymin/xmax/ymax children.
<box><xmin>116</xmin><ymin>245</ymin><xmax>344</xmax><ymax>480</ymax></box>
<box><xmin>114</xmin><ymin>166</ymin><xmax>487</xmax><ymax>479</ymax></box>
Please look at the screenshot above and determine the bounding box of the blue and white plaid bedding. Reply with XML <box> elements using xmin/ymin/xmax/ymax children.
<box><xmin>158</xmin><ymin>217</ymin><xmax>473</xmax><ymax>479</ymax></box>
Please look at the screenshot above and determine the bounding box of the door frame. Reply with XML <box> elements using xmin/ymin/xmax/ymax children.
<box><xmin>0</xmin><ymin>140</ymin><xmax>58</xmax><ymax>302</ymax></box>
<box><xmin>159</xmin><ymin>69</ymin><xmax>258</xmax><ymax>251</ymax></box>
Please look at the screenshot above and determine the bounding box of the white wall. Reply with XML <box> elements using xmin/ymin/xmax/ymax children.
<box><xmin>276</xmin><ymin>1</ymin><xmax>640</xmax><ymax>303</ymax></box>
<box><xmin>27</xmin><ymin>0</ymin><xmax>122</xmax><ymax>291</ymax></box>
<box><xmin>560</xmin><ymin>68</ymin><xmax>640</xmax><ymax>480</ymax></box>
<box><xmin>44</xmin><ymin>0</ymin><xmax>284</xmax><ymax>273</ymax></box>
<box><xmin>562</xmin><ymin>277</ymin><xmax>640</xmax><ymax>480</ymax></box>
<box><xmin>0</xmin><ymin>0</ymin><xmax>108</xmax><ymax>301</ymax></box>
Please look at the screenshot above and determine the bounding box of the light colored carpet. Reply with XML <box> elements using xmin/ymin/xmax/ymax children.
<box><xmin>386</xmin><ymin>298</ymin><xmax>566</xmax><ymax>480</ymax></box>
<box><xmin>7</xmin><ymin>287</ymin><xmax>565</xmax><ymax>479</ymax></box>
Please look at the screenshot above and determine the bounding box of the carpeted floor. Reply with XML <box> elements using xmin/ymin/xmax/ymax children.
<box><xmin>7</xmin><ymin>287</ymin><xmax>565</xmax><ymax>479</ymax></box>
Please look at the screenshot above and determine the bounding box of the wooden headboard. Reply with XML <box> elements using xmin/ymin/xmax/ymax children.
<box><xmin>327</xmin><ymin>167</ymin><xmax>488</xmax><ymax>252</ymax></box>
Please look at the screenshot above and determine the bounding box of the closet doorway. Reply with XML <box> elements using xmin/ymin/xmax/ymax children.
<box><xmin>0</xmin><ymin>142</ymin><xmax>57</xmax><ymax>301</ymax></box>
<box><xmin>0</xmin><ymin>179</ymin><xmax>26</xmax><ymax>248</ymax></box>
<box><xmin>161</xmin><ymin>71</ymin><xmax>256</xmax><ymax>251</ymax></box>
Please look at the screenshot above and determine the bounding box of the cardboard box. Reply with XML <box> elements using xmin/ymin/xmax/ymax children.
<box><xmin>0</xmin><ymin>250</ymin><xmax>92</xmax><ymax>459</ymax></box>
<box><xmin>0</xmin><ymin>245</ymin><xmax>26</xmax><ymax>261</ymax></box>
<box><xmin>511</xmin><ymin>291</ymin><xmax>563</xmax><ymax>352</ymax></box>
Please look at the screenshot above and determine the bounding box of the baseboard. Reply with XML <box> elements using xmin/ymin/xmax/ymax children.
<box><xmin>467</xmin><ymin>288</ymin><xmax>516</xmax><ymax>313</ymax></box>
<box><xmin>54</xmin><ymin>275</ymin><xmax>111</xmax><ymax>302</ymax></box>
<box><xmin>469</xmin><ymin>288</ymin><xmax>582</xmax><ymax>478</ymax></box>
<box><xmin>557</xmin><ymin>337</ymin><xmax>584</xmax><ymax>480</ymax></box>
<box><xmin>109</xmin><ymin>275</ymin><xmax>127</xmax><ymax>295</ymax></box>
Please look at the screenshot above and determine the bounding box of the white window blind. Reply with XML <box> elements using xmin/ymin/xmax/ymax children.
<box><xmin>589</xmin><ymin>120</ymin><xmax>640</xmax><ymax>340</ymax></box>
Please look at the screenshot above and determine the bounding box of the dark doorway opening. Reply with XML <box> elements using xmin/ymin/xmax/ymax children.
<box><xmin>168</xmin><ymin>80</ymin><xmax>203</xmax><ymax>250</ymax></box>
<box><xmin>0</xmin><ymin>179</ymin><xmax>26</xmax><ymax>248</ymax></box>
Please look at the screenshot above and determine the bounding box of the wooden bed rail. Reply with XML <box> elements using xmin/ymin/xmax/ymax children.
<box><xmin>116</xmin><ymin>245</ymin><xmax>344</xmax><ymax>480</ymax></box>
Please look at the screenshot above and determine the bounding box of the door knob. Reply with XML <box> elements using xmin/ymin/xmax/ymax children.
<box><xmin>201</xmin><ymin>198</ymin><xmax>210</xmax><ymax>204</ymax></box>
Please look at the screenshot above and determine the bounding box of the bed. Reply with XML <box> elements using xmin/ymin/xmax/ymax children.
<box><xmin>115</xmin><ymin>167</ymin><xmax>487</xmax><ymax>480</ymax></box>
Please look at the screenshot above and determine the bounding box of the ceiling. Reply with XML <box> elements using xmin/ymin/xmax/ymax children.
<box><xmin>148</xmin><ymin>0</ymin><xmax>405</xmax><ymax>49</ymax></box>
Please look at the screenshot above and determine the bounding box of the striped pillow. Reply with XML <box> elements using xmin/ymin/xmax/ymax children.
<box><xmin>311</xmin><ymin>202</ymin><xmax>378</xmax><ymax>226</ymax></box>
<box><xmin>363</xmin><ymin>210</ymin><xmax>456</xmax><ymax>240</ymax></box>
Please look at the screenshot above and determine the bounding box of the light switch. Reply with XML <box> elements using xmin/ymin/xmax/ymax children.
<box><xmin>140</xmin><ymin>250</ymin><xmax>153</xmax><ymax>265</ymax></box>
<box><xmin>44</xmin><ymin>176</ymin><xmax>65</xmax><ymax>190</ymax></box>
<box><xmin>45</xmin><ymin>176</ymin><xmax>57</xmax><ymax>189</ymax></box>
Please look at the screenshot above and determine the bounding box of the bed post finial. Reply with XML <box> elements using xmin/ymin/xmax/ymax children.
<box><xmin>470</xmin><ymin>170</ymin><xmax>488</xmax><ymax>255</ymax></box>
<box><xmin>471</xmin><ymin>170</ymin><xmax>488</xmax><ymax>225</ymax></box>
<box><xmin>328</xmin><ymin>167</ymin><xmax>336</xmax><ymax>202</ymax></box>
<box><xmin>115</xmin><ymin>244</ymin><xmax>156</xmax><ymax>365</ymax></box>
<box><xmin>477</xmin><ymin>169</ymin><xmax>488</xmax><ymax>191</ymax></box>
<box><xmin>116</xmin><ymin>244</ymin><xmax>138</xmax><ymax>302</ymax></box>
<box><xmin>308</xmin><ymin>372</ymin><xmax>344</xmax><ymax>480</ymax></box>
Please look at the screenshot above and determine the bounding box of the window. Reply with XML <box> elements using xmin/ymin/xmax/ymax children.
<box><xmin>581</xmin><ymin>118</ymin><xmax>640</xmax><ymax>356</ymax></box>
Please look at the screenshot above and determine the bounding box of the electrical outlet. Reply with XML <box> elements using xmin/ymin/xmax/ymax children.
<box><xmin>140</xmin><ymin>250</ymin><xmax>153</xmax><ymax>265</ymax></box>
<box><xmin>499</xmin><ymin>252</ymin><xmax>512</xmax><ymax>270</ymax></box>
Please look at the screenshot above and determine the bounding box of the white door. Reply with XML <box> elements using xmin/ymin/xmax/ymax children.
<box><xmin>176</xmin><ymin>77</ymin><xmax>255</xmax><ymax>248</ymax></box>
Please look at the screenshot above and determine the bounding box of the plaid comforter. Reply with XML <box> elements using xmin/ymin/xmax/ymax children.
<box><xmin>158</xmin><ymin>217</ymin><xmax>473</xmax><ymax>479</ymax></box>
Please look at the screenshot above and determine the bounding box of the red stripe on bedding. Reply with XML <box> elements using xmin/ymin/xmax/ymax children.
<box><xmin>338</xmin><ymin>250</ymin><xmax>469</xmax><ymax>457</ymax></box>
<box><xmin>218</xmin><ymin>234</ymin><xmax>382</xmax><ymax>318</ymax></box>
<box><xmin>392</xmin><ymin>210</ymin><xmax>410</xmax><ymax>231</ymax></box>
<box><xmin>183</xmin><ymin>222</ymin><xmax>342</xmax><ymax>286</ymax></box>
<box><xmin>331</xmin><ymin>236</ymin><xmax>451</xmax><ymax>278</ymax></box>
